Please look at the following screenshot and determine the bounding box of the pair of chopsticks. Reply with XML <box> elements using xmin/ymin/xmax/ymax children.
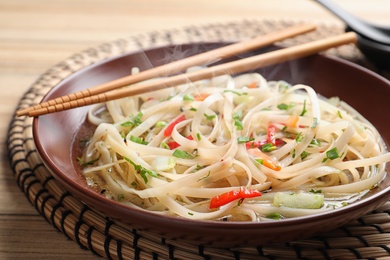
<box><xmin>17</xmin><ymin>23</ymin><xmax>357</xmax><ymax>117</ymax></box>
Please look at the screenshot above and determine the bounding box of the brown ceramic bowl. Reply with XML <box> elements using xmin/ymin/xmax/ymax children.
<box><xmin>33</xmin><ymin>43</ymin><xmax>390</xmax><ymax>246</ymax></box>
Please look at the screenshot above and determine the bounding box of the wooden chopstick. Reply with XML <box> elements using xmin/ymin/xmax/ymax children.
<box><xmin>26</xmin><ymin>31</ymin><xmax>358</xmax><ymax>117</ymax></box>
<box><xmin>16</xmin><ymin>23</ymin><xmax>316</xmax><ymax>117</ymax></box>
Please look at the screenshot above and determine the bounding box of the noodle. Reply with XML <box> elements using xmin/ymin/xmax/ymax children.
<box><xmin>79</xmin><ymin>68</ymin><xmax>389</xmax><ymax>221</ymax></box>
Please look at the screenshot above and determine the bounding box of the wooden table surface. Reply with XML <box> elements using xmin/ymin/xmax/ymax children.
<box><xmin>1</xmin><ymin>0</ymin><xmax>389</xmax><ymax>259</ymax></box>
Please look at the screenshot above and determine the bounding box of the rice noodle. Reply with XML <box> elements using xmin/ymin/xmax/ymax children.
<box><xmin>79</xmin><ymin>68</ymin><xmax>389</xmax><ymax>221</ymax></box>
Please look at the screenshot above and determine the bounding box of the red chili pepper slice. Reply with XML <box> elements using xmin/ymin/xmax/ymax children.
<box><xmin>209</xmin><ymin>187</ymin><xmax>262</xmax><ymax>209</ymax></box>
<box><xmin>164</xmin><ymin>115</ymin><xmax>186</xmax><ymax>137</ymax></box>
<box><xmin>267</xmin><ymin>124</ymin><xmax>276</xmax><ymax>145</ymax></box>
<box><xmin>167</xmin><ymin>135</ymin><xmax>194</xmax><ymax>150</ymax></box>
<box><xmin>245</xmin><ymin>139</ymin><xmax>284</xmax><ymax>149</ymax></box>
<box><xmin>245</xmin><ymin>139</ymin><xmax>267</xmax><ymax>149</ymax></box>
<box><xmin>245</xmin><ymin>124</ymin><xmax>283</xmax><ymax>149</ymax></box>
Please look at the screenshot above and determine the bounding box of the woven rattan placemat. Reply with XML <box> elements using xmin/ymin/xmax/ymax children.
<box><xmin>7</xmin><ymin>20</ymin><xmax>390</xmax><ymax>260</ymax></box>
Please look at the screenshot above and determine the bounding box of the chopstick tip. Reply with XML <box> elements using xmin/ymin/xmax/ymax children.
<box><xmin>16</xmin><ymin>109</ymin><xmax>30</xmax><ymax>117</ymax></box>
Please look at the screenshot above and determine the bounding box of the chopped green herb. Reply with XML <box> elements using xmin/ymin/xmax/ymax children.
<box><xmin>337</xmin><ymin>110</ymin><xmax>343</xmax><ymax>119</ymax></box>
<box><xmin>309</xmin><ymin>189</ymin><xmax>322</xmax><ymax>194</ymax></box>
<box><xmin>233</xmin><ymin>111</ymin><xmax>243</xmax><ymax>130</ymax></box>
<box><xmin>130</xmin><ymin>135</ymin><xmax>148</xmax><ymax>145</ymax></box>
<box><xmin>255</xmin><ymin>158</ymin><xmax>264</xmax><ymax>165</ymax></box>
<box><xmin>77</xmin><ymin>156</ymin><xmax>100</xmax><ymax>168</ymax></box>
<box><xmin>172</xmin><ymin>149</ymin><xmax>195</xmax><ymax>159</ymax></box>
<box><xmin>300</xmin><ymin>100</ymin><xmax>307</xmax><ymax>116</ymax></box>
<box><xmin>311</xmin><ymin>117</ymin><xmax>319</xmax><ymax>128</ymax></box>
<box><xmin>161</xmin><ymin>142</ymin><xmax>170</xmax><ymax>149</ymax></box>
<box><xmin>277</xmin><ymin>103</ymin><xmax>295</xmax><ymax>110</ymax></box>
<box><xmin>237</xmin><ymin>136</ymin><xmax>254</xmax><ymax>144</ymax></box>
<box><xmin>295</xmin><ymin>132</ymin><xmax>303</xmax><ymax>142</ymax></box>
<box><xmin>196</xmin><ymin>133</ymin><xmax>201</xmax><ymax>141</ymax></box>
<box><xmin>190</xmin><ymin>107</ymin><xmax>197</xmax><ymax>112</ymax></box>
<box><xmin>198</xmin><ymin>171</ymin><xmax>211</xmax><ymax>181</ymax></box>
<box><xmin>266</xmin><ymin>212</ymin><xmax>283</xmax><ymax>220</ymax></box>
<box><xmin>261</xmin><ymin>143</ymin><xmax>276</xmax><ymax>152</ymax></box>
<box><xmin>300</xmin><ymin>151</ymin><xmax>309</xmax><ymax>160</ymax></box>
<box><xmin>326</xmin><ymin>147</ymin><xmax>340</xmax><ymax>160</ymax></box>
<box><xmin>310</xmin><ymin>138</ymin><xmax>321</xmax><ymax>146</ymax></box>
<box><xmin>188</xmin><ymin>212</ymin><xmax>194</xmax><ymax>216</ymax></box>
<box><xmin>117</xmin><ymin>194</ymin><xmax>125</xmax><ymax>201</ymax></box>
<box><xmin>121</xmin><ymin>112</ymin><xmax>143</xmax><ymax>128</ymax></box>
<box><xmin>277</xmin><ymin>103</ymin><xmax>289</xmax><ymax>110</ymax></box>
<box><xmin>223</xmin><ymin>89</ymin><xmax>247</xmax><ymax>96</ymax></box>
<box><xmin>123</xmin><ymin>156</ymin><xmax>157</xmax><ymax>183</ymax></box>
<box><xmin>120</xmin><ymin>131</ymin><xmax>128</xmax><ymax>139</ymax></box>
<box><xmin>156</xmin><ymin>121</ymin><xmax>167</xmax><ymax>128</ymax></box>
<box><xmin>195</xmin><ymin>164</ymin><xmax>204</xmax><ymax>171</ymax></box>
<box><xmin>183</xmin><ymin>94</ymin><xmax>194</xmax><ymax>101</ymax></box>
<box><xmin>292</xmin><ymin>149</ymin><xmax>296</xmax><ymax>158</ymax></box>
<box><xmin>78</xmin><ymin>138</ymin><xmax>91</xmax><ymax>147</ymax></box>
<box><xmin>234</xmin><ymin>119</ymin><xmax>243</xmax><ymax>130</ymax></box>
<box><xmin>204</xmin><ymin>113</ymin><xmax>216</xmax><ymax>120</ymax></box>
